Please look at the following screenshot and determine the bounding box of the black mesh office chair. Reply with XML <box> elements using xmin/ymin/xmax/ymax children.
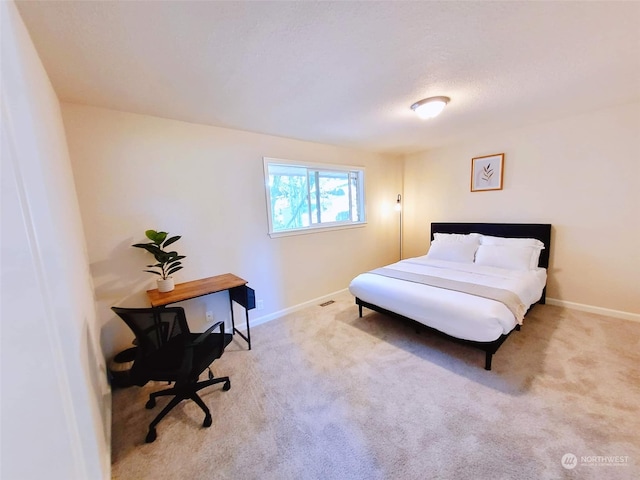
<box><xmin>111</xmin><ymin>306</ymin><xmax>232</xmax><ymax>443</ymax></box>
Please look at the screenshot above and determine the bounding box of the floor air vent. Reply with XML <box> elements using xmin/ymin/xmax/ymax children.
<box><xmin>319</xmin><ymin>300</ymin><xmax>335</xmax><ymax>307</ymax></box>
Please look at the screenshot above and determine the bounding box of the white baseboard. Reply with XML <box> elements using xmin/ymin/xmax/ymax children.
<box><xmin>546</xmin><ymin>297</ymin><xmax>640</xmax><ymax>323</ymax></box>
<box><xmin>236</xmin><ymin>288</ymin><xmax>350</xmax><ymax>331</ymax></box>
<box><xmin>242</xmin><ymin>293</ymin><xmax>640</xmax><ymax>328</ymax></box>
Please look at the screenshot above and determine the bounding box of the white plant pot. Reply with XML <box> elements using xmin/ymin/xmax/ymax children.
<box><xmin>157</xmin><ymin>277</ymin><xmax>175</xmax><ymax>293</ymax></box>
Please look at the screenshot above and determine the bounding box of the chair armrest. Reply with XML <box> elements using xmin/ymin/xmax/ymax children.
<box><xmin>190</xmin><ymin>320</ymin><xmax>225</xmax><ymax>346</ymax></box>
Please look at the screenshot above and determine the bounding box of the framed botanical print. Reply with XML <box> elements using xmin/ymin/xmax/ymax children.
<box><xmin>471</xmin><ymin>153</ymin><xmax>504</xmax><ymax>192</ymax></box>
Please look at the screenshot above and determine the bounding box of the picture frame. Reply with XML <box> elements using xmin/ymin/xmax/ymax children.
<box><xmin>471</xmin><ymin>153</ymin><xmax>504</xmax><ymax>192</ymax></box>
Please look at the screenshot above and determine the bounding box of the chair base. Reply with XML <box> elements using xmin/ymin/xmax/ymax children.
<box><xmin>144</xmin><ymin>376</ymin><xmax>231</xmax><ymax>443</ymax></box>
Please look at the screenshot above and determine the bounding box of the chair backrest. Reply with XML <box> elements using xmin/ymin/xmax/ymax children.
<box><xmin>111</xmin><ymin>307</ymin><xmax>190</xmax><ymax>356</ymax></box>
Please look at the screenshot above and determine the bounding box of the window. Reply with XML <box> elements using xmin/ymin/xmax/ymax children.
<box><xmin>263</xmin><ymin>157</ymin><xmax>366</xmax><ymax>237</ymax></box>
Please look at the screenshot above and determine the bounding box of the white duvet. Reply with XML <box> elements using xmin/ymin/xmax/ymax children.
<box><xmin>348</xmin><ymin>256</ymin><xmax>547</xmax><ymax>342</ymax></box>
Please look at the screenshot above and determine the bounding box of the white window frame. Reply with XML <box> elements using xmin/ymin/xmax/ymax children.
<box><xmin>263</xmin><ymin>157</ymin><xmax>366</xmax><ymax>238</ymax></box>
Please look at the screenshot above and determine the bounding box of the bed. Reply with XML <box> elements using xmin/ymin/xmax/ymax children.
<box><xmin>349</xmin><ymin>223</ymin><xmax>552</xmax><ymax>370</ymax></box>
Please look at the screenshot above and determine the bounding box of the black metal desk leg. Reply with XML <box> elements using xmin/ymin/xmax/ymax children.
<box><xmin>228</xmin><ymin>292</ymin><xmax>251</xmax><ymax>350</ymax></box>
<box><xmin>228</xmin><ymin>294</ymin><xmax>236</xmax><ymax>332</ymax></box>
<box><xmin>244</xmin><ymin>308</ymin><xmax>251</xmax><ymax>350</ymax></box>
<box><xmin>228</xmin><ymin>285</ymin><xmax>254</xmax><ymax>350</ymax></box>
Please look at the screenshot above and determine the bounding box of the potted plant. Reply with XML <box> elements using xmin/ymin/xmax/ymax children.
<box><xmin>132</xmin><ymin>230</ymin><xmax>186</xmax><ymax>292</ymax></box>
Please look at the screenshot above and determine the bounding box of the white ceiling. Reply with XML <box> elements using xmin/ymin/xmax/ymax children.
<box><xmin>16</xmin><ymin>1</ymin><xmax>640</xmax><ymax>155</ymax></box>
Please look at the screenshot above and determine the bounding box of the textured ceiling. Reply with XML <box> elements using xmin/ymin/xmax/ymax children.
<box><xmin>15</xmin><ymin>1</ymin><xmax>640</xmax><ymax>155</ymax></box>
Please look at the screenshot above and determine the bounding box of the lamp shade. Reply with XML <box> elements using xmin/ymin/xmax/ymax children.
<box><xmin>411</xmin><ymin>96</ymin><xmax>450</xmax><ymax>119</ymax></box>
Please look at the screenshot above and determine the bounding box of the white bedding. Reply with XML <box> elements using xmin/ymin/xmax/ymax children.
<box><xmin>348</xmin><ymin>256</ymin><xmax>547</xmax><ymax>343</ymax></box>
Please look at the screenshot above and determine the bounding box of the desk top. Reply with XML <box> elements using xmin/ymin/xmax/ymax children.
<box><xmin>146</xmin><ymin>273</ymin><xmax>247</xmax><ymax>307</ymax></box>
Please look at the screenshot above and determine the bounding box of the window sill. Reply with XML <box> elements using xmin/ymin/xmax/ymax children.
<box><xmin>268</xmin><ymin>222</ymin><xmax>367</xmax><ymax>239</ymax></box>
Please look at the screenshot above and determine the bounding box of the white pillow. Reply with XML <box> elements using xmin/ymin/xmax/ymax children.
<box><xmin>474</xmin><ymin>245</ymin><xmax>539</xmax><ymax>271</ymax></box>
<box><xmin>479</xmin><ymin>235</ymin><xmax>544</xmax><ymax>268</ymax></box>
<box><xmin>426</xmin><ymin>242</ymin><xmax>478</xmax><ymax>263</ymax></box>
<box><xmin>528</xmin><ymin>247</ymin><xmax>544</xmax><ymax>269</ymax></box>
<box><xmin>480</xmin><ymin>235</ymin><xmax>544</xmax><ymax>249</ymax></box>
<box><xmin>433</xmin><ymin>233</ymin><xmax>481</xmax><ymax>244</ymax></box>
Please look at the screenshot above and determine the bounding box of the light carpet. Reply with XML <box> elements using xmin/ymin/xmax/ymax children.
<box><xmin>111</xmin><ymin>291</ymin><xmax>639</xmax><ymax>479</ymax></box>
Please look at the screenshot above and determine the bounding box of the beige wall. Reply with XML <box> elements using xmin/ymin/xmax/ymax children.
<box><xmin>403</xmin><ymin>101</ymin><xmax>640</xmax><ymax>316</ymax></box>
<box><xmin>61</xmin><ymin>98</ymin><xmax>638</xmax><ymax>359</ymax></box>
<box><xmin>1</xmin><ymin>2</ymin><xmax>109</xmax><ymax>478</ymax></box>
<box><xmin>62</xmin><ymin>104</ymin><xmax>403</xmax><ymax>358</ymax></box>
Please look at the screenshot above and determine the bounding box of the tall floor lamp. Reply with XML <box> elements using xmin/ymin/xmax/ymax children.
<box><xmin>396</xmin><ymin>194</ymin><xmax>402</xmax><ymax>259</ymax></box>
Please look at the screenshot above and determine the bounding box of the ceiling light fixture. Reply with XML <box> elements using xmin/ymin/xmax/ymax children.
<box><xmin>410</xmin><ymin>96</ymin><xmax>450</xmax><ymax>119</ymax></box>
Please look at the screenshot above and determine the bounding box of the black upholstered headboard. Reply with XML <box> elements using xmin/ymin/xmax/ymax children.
<box><xmin>430</xmin><ymin>222</ymin><xmax>552</xmax><ymax>269</ymax></box>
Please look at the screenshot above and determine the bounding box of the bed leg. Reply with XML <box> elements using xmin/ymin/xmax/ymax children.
<box><xmin>358</xmin><ymin>303</ymin><xmax>363</xmax><ymax>318</ymax></box>
<box><xmin>515</xmin><ymin>324</ymin><xmax>521</xmax><ymax>331</ymax></box>
<box><xmin>485</xmin><ymin>352</ymin><xmax>493</xmax><ymax>371</ymax></box>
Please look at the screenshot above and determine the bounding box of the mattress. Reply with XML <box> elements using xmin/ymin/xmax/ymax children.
<box><xmin>348</xmin><ymin>256</ymin><xmax>547</xmax><ymax>343</ymax></box>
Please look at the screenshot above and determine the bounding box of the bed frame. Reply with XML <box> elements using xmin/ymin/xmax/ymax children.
<box><xmin>355</xmin><ymin>222</ymin><xmax>552</xmax><ymax>370</ymax></box>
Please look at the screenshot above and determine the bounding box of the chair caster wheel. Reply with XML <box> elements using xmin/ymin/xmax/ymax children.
<box><xmin>223</xmin><ymin>380</ymin><xmax>231</xmax><ymax>391</ymax></box>
<box><xmin>146</xmin><ymin>398</ymin><xmax>155</xmax><ymax>409</ymax></box>
<box><xmin>145</xmin><ymin>428</ymin><xmax>157</xmax><ymax>443</ymax></box>
<box><xmin>203</xmin><ymin>414</ymin><xmax>212</xmax><ymax>428</ymax></box>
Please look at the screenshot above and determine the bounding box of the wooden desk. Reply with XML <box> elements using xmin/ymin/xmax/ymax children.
<box><xmin>147</xmin><ymin>273</ymin><xmax>255</xmax><ymax>349</ymax></box>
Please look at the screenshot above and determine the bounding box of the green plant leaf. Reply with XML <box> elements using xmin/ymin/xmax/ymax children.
<box><xmin>155</xmin><ymin>252</ymin><xmax>171</xmax><ymax>263</ymax></box>
<box><xmin>167</xmin><ymin>265</ymin><xmax>183</xmax><ymax>276</ymax></box>
<box><xmin>162</xmin><ymin>235</ymin><xmax>181</xmax><ymax>248</ymax></box>
<box><xmin>145</xmin><ymin>230</ymin><xmax>167</xmax><ymax>245</ymax></box>
<box><xmin>133</xmin><ymin>243</ymin><xmax>155</xmax><ymax>251</ymax></box>
<box><xmin>143</xmin><ymin>270</ymin><xmax>162</xmax><ymax>276</ymax></box>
